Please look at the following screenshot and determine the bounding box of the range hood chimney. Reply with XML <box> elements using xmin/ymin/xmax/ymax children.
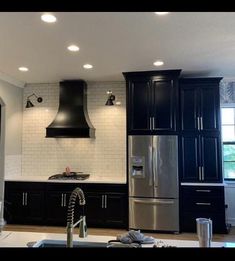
<box><xmin>46</xmin><ymin>80</ymin><xmax>95</xmax><ymax>138</ymax></box>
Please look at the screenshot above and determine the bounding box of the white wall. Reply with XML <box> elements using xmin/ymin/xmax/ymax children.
<box><xmin>0</xmin><ymin>79</ymin><xmax>23</xmax><ymax>224</ymax></box>
<box><xmin>225</xmin><ymin>184</ymin><xmax>235</xmax><ymax>226</ymax></box>
<box><xmin>22</xmin><ymin>81</ymin><xmax>126</xmax><ymax>178</ymax></box>
<box><xmin>220</xmin><ymin>80</ymin><xmax>235</xmax><ymax>226</ymax></box>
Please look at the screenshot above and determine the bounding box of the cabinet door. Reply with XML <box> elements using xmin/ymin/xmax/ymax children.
<box><xmin>85</xmin><ymin>193</ymin><xmax>104</xmax><ymax>227</ymax></box>
<box><xmin>200</xmin><ymin>85</ymin><xmax>220</xmax><ymax>132</ymax></box>
<box><xmin>104</xmin><ymin>193</ymin><xmax>127</xmax><ymax>228</ymax></box>
<box><xmin>200</xmin><ymin>135</ymin><xmax>222</xmax><ymax>182</ymax></box>
<box><xmin>4</xmin><ymin>190</ymin><xmax>27</xmax><ymax>224</ymax></box>
<box><xmin>46</xmin><ymin>191</ymin><xmax>67</xmax><ymax>225</ymax></box>
<box><xmin>181</xmin><ymin>135</ymin><xmax>200</xmax><ymax>182</ymax></box>
<box><xmin>127</xmin><ymin>79</ymin><xmax>151</xmax><ymax>133</ymax></box>
<box><xmin>152</xmin><ymin>79</ymin><xmax>176</xmax><ymax>131</ymax></box>
<box><xmin>25</xmin><ymin>190</ymin><xmax>45</xmax><ymax>224</ymax></box>
<box><xmin>180</xmin><ymin>85</ymin><xmax>199</xmax><ymax>132</ymax></box>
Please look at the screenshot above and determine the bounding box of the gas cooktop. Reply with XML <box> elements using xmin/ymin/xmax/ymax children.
<box><xmin>48</xmin><ymin>172</ymin><xmax>90</xmax><ymax>180</ymax></box>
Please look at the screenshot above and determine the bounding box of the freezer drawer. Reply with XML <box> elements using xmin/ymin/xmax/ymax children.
<box><xmin>129</xmin><ymin>197</ymin><xmax>179</xmax><ymax>232</ymax></box>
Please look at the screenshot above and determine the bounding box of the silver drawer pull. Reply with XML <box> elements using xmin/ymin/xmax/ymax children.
<box><xmin>196</xmin><ymin>190</ymin><xmax>211</xmax><ymax>193</ymax></box>
<box><xmin>196</xmin><ymin>202</ymin><xmax>211</xmax><ymax>206</ymax></box>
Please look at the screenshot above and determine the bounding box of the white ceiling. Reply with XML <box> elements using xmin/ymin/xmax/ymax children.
<box><xmin>1</xmin><ymin>12</ymin><xmax>235</xmax><ymax>86</ymax></box>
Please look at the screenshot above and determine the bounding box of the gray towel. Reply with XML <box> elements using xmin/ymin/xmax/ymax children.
<box><xmin>117</xmin><ymin>230</ymin><xmax>155</xmax><ymax>244</ymax></box>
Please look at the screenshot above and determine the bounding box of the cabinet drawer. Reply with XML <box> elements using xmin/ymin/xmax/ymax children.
<box><xmin>181</xmin><ymin>186</ymin><xmax>224</xmax><ymax>199</ymax></box>
<box><xmin>181</xmin><ymin>196</ymin><xmax>225</xmax><ymax>213</ymax></box>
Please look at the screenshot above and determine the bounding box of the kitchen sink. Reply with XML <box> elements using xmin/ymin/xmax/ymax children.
<box><xmin>31</xmin><ymin>239</ymin><xmax>108</xmax><ymax>248</ymax></box>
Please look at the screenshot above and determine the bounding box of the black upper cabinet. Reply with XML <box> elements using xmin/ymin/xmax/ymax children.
<box><xmin>123</xmin><ymin>70</ymin><xmax>181</xmax><ymax>134</ymax></box>
<box><xmin>180</xmin><ymin>78</ymin><xmax>222</xmax><ymax>133</ymax></box>
<box><xmin>181</xmin><ymin>134</ymin><xmax>222</xmax><ymax>182</ymax></box>
<box><xmin>179</xmin><ymin>77</ymin><xmax>223</xmax><ymax>183</ymax></box>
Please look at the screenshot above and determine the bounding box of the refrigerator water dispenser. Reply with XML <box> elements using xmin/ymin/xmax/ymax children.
<box><xmin>131</xmin><ymin>156</ymin><xmax>145</xmax><ymax>178</ymax></box>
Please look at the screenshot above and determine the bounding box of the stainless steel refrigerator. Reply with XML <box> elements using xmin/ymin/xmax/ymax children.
<box><xmin>128</xmin><ymin>135</ymin><xmax>179</xmax><ymax>232</ymax></box>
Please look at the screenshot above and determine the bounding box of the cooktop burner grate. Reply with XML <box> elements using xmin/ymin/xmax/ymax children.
<box><xmin>48</xmin><ymin>173</ymin><xmax>90</xmax><ymax>180</ymax></box>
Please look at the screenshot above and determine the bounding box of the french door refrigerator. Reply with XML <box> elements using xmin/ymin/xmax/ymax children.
<box><xmin>128</xmin><ymin>135</ymin><xmax>179</xmax><ymax>232</ymax></box>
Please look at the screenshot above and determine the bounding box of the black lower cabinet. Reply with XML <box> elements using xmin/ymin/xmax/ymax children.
<box><xmin>4</xmin><ymin>181</ymin><xmax>128</xmax><ymax>229</ymax></box>
<box><xmin>45</xmin><ymin>183</ymin><xmax>82</xmax><ymax>226</ymax></box>
<box><xmin>85</xmin><ymin>192</ymin><xmax>127</xmax><ymax>228</ymax></box>
<box><xmin>180</xmin><ymin>185</ymin><xmax>227</xmax><ymax>233</ymax></box>
<box><xmin>4</xmin><ymin>182</ymin><xmax>45</xmax><ymax>225</ymax></box>
<box><xmin>83</xmin><ymin>184</ymin><xmax>128</xmax><ymax>228</ymax></box>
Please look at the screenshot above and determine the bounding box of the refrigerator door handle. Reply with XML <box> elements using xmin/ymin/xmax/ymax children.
<box><xmin>133</xmin><ymin>199</ymin><xmax>174</xmax><ymax>205</ymax></box>
<box><xmin>148</xmin><ymin>145</ymin><xmax>153</xmax><ymax>186</ymax></box>
<box><xmin>152</xmin><ymin>147</ymin><xmax>158</xmax><ymax>187</ymax></box>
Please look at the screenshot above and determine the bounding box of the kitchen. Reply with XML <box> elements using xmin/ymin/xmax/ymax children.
<box><xmin>0</xmin><ymin>12</ymin><xmax>235</xmax><ymax>248</ymax></box>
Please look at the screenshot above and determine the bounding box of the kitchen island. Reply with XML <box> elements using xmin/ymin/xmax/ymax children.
<box><xmin>0</xmin><ymin>231</ymin><xmax>234</xmax><ymax>248</ymax></box>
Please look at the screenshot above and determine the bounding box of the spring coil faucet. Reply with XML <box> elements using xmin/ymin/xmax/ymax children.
<box><xmin>66</xmin><ymin>187</ymin><xmax>87</xmax><ymax>247</ymax></box>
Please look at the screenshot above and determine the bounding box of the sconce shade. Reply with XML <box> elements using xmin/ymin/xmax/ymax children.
<box><xmin>105</xmin><ymin>98</ymin><xmax>114</xmax><ymax>106</ymax></box>
<box><xmin>105</xmin><ymin>93</ymin><xmax>115</xmax><ymax>106</ymax></box>
<box><xmin>26</xmin><ymin>99</ymin><xmax>34</xmax><ymax>108</ymax></box>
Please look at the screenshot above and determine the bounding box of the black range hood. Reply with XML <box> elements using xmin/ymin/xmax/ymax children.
<box><xmin>46</xmin><ymin>80</ymin><xmax>95</xmax><ymax>138</ymax></box>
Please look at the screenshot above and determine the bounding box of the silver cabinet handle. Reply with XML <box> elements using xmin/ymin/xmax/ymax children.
<box><xmin>105</xmin><ymin>195</ymin><xmax>107</xmax><ymax>208</ymax></box>
<box><xmin>63</xmin><ymin>194</ymin><xmax>66</xmax><ymax>207</ymax></box>
<box><xmin>201</xmin><ymin>166</ymin><xmax>204</xmax><ymax>181</ymax></box>
<box><xmin>101</xmin><ymin>195</ymin><xmax>104</xmax><ymax>208</ymax></box>
<box><xmin>149</xmin><ymin>117</ymin><xmax>152</xmax><ymax>130</ymax></box>
<box><xmin>22</xmin><ymin>192</ymin><xmax>25</xmax><ymax>206</ymax></box>
<box><xmin>196</xmin><ymin>190</ymin><xmax>211</xmax><ymax>193</ymax></box>
<box><xmin>196</xmin><ymin>202</ymin><xmax>211</xmax><ymax>206</ymax></box>
<box><xmin>200</xmin><ymin>117</ymin><xmax>203</xmax><ymax>130</ymax></box>
<box><xmin>198</xmin><ymin>166</ymin><xmax>201</xmax><ymax>181</ymax></box>
<box><xmin>25</xmin><ymin>192</ymin><xmax>28</xmax><ymax>206</ymax></box>
<box><xmin>61</xmin><ymin>194</ymin><xmax>64</xmax><ymax>207</ymax></box>
<box><xmin>152</xmin><ymin>117</ymin><xmax>155</xmax><ymax>130</ymax></box>
<box><xmin>197</xmin><ymin>117</ymin><xmax>200</xmax><ymax>130</ymax></box>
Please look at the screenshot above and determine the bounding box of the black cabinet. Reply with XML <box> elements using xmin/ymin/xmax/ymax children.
<box><xmin>45</xmin><ymin>183</ymin><xmax>81</xmax><ymax>226</ymax></box>
<box><xmin>4</xmin><ymin>182</ymin><xmax>45</xmax><ymax>225</ymax></box>
<box><xmin>181</xmin><ymin>134</ymin><xmax>222</xmax><ymax>182</ymax></box>
<box><xmin>83</xmin><ymin>184</ymin><xmax>127</xmax><ymax>228</ymax></box>
<box><xmin>85</xmin><ymin>192</ymin><xmax>127</xmax><ymax>228</ymax></box>
<box><xmin>46</xmin><ymin>191</ymin><xmax>69</xmax><ymax>226</ymax></box>
<box><xmin>180</xmin><ymin>78</ymin><xmax>222</xmax><ymax>133</ymax></box>
<box><xmin>4</xmin><ymin>181</ymin><xmax>127</xmax><ymax>228</ymax></box>
<box><xmin>180</xmin><ymin>186</ymin><xmax>227</xmax><ymax>233</ymax></box>
<box><xmin>179</xmin><ymin>77</ymin><xmax>223</xmax><ymax>183</ymax></box>
<box><xmin>123</xmin><ymin>70</ymin><xmax>181</xmax><ymax>134</ymax></box>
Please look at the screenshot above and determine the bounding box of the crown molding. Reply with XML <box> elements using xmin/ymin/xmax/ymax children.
<box><xmin>0</xmin><ymin>71</ymin><xmax>25</xmax><ymax>88</ymax></box>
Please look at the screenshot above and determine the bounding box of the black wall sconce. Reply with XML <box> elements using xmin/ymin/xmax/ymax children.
<box><xmin>26</xmin><ymin>93</ymin><xmax>43</xmax><ymax>108</ymax></box>
<box><xmin>105</xmin><ymin>90</ymin><xmax>115</xmax><ymax>106</ymax></box>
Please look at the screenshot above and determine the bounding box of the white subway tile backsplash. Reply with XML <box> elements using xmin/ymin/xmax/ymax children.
<box><xmin>22</xmin><ymin>82</ymin><xmax>126</xmax><ymax>178</ymax></box>
<box><xmin>5</xmin><ymin>155</ymin><xmax>22</xmax><ymax>177</ymax></box>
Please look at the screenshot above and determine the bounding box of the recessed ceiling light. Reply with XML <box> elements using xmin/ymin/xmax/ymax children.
<box><xmin>67</xmin><ymin>45</ymin><xmax>79</xmax><ymax>52</ymax></box>
<box><xmin>155</xmin><ymin>12</ymin><xmax>169</xmax><ymax>15</ymax></box>
<box><xmin>18</xmin><ymin>67</ymin><xmax>29</xmax><ymax>72</ymax></box>
<box><xmin>41</xmin><ymin>13</ymin><xmax>57</xmax><ymax>23</ymax></box>
<box><xmin>83</xmin><ymin>64</ymin><xmax>93</xmax><ymax>69</ymax></box>
<box><xmin>153</xmin><ymin>60</ymin><xmax>164</xmax><ymax>66</ymax></box>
